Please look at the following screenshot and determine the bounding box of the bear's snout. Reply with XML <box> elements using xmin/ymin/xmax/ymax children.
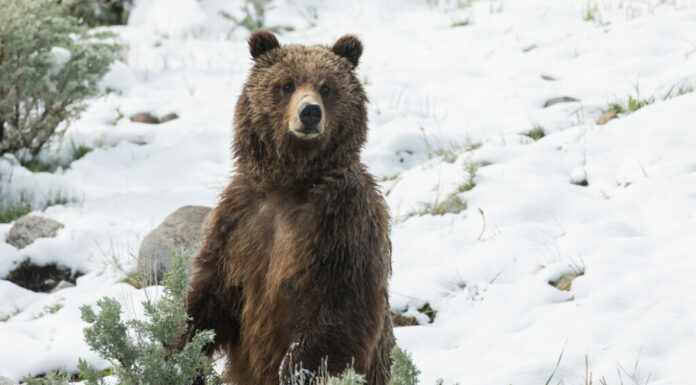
<box><xmin>299</xmin><ymin>103</ymin><xmax>322</xmax><ymax>130</ymax></box>
<box><xmin>287</xmin><ymin>91</ymin><xmax>326</xmax><ymax>139</ymax></box>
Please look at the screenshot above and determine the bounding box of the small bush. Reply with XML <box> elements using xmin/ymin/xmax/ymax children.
<box><xmin>58</xmin><ymin>0</ymin><xmax>133</xmax><ymax>26</ymax></box>
<box><xmin>390</xmin><ymin>347</ymin><xmax>421</xmax><ymax>385</ymax></box>
<box><xmin>23</xmin><ymin>251</ymin><xmax>222</xmax><ymax>385</ymax></box>
<box><xmin>0</xmin><ymin>0</ymin><xmax>118</xmax><ymax>163</ymax></box>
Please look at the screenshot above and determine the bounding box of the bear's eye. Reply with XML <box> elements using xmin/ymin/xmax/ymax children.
<box><xmin>320</xmin><ymin>85</ymin><xmax>331</xmax><ymax>97</ymax></box>
<box><xmin>282</xmin><ymin>82</ymin><xmax>295</xmax><ymax>95</ymax></box>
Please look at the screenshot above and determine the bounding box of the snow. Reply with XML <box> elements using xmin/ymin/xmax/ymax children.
<box><xmin>2</xmin><ymin>0</ymin><xmax>696</xmax><ymax>383</ymax></box>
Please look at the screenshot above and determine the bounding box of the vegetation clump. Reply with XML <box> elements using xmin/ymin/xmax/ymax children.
<box><xmin>58</xmin><ymin>0</ymin><xmax>133</xmax><ymax>26</ymax></box>
<box><xmin>522</xmin><ymin>123</ymin><xmax>545</xmax><ymax>141</ymax></box>
<box><xmin>0</xmin><ymin>0</ymin><xmax>118</xmax><ymax>163</ymax></box>
<box><xmin>23</xmin><ymin>251</ymin><xmax>222</xmax><ymax>385</ymax></box>
<box><xmin>602</xmin><ymin>82</ymin><xmax>693</xmax><ymax>115</ymax></box>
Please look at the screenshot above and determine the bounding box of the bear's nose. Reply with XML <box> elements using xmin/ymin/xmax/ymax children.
<box><xmin>299</xmin><ymin>103</ymin><xmax>322</xmax><ymax>129</ymax></box>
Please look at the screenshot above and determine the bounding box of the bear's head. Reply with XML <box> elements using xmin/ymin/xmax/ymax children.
<box><xmin>233</xmin><ymin>30</ymin><xmax>368</xmax><ymax>187</ymax></box>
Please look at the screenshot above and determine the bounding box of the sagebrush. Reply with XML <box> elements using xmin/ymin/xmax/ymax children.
<box><xmin>58</xmin><ymin>0</ymin><xmax>133</xmax><ymax>26</ymax></box>
<box><xmin>0</xmin><ymin>0</ymin><xmax>117</xmax><ymax>162</ymax></box>
<box><xmin>23</xmin><ymin>251</ymin><xmax>222</xmax><ymax>385</ymax></box>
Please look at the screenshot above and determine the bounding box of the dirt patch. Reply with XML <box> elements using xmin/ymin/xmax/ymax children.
<box><xmin>391</xmin><ymin>312</ymin><xmax>419</xmax><ymax>327</ymax></box>
<box><xmin>6</xmin><ymin>258</ymin><xmax>83</xmax><ymax>292</ymax></box>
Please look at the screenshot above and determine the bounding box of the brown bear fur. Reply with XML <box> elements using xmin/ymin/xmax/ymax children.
<box><xmin>184</xmin><ymin>30</ymin><xmax>395</xmax><ymax>385</ymax></box>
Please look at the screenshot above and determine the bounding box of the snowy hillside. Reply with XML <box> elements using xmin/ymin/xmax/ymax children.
<box><xmin>2</xmin><ymin>0</ymin><xmax>696</xmax><ymax>384</ymax></box>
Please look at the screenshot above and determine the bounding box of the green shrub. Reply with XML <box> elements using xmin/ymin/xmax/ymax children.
<box><xmin>23</xmin><ymin>251</ymin><xmax>222</xmax><ymax>385</ymax></box>
<box><xmin>390</xmin><ymin>347</ymin><xmax>421</xmax><ymax>385</ymax></box>
<box><xmin>58</xmin><ymin>0</ymin><xmax>133</xmax><ymax>26</ymax></box>
<box><xmin>0</xmin><ymin>0</ymin><xmax>118</xmax><ymax>162</ymax></box>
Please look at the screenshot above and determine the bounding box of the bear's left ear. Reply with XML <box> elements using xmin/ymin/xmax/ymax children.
<box><xmin>331</xmin><ymin>34</ymin><xmax>363</xmax><ymax>69</ymax></box>
<box><xmin>249</xmin><ymin>29</ymin><xmax>280</xmax><ymax>60</ymax></box>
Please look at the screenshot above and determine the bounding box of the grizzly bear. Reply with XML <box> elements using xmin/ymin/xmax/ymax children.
<box><xmin>184</xmin><ymin>30</ymin><xmax>395</xmax><ymax>385</ymax></box>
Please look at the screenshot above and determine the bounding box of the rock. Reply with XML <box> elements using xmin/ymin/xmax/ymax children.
<box><xmin>137</xmin><ymin>205</ymin><xmax>211</xmax><ymax>283</ymax></box>
<box><xmin>50</xmin><ymin>280</ymin><xmax>76</xmax><ymax>293</ymax></box>
<box><xmin>540</xmin><ymin>74</ymin><xmax>557</xmax><ymax>81</ymax></box>
<box><xmin>597</xmin><ymin>111</ymin><xmax>618</xmax><ymax>125</ymax></box>
<box><xmin>159</xmin><ymin>112</ymin><xmax>179</xmax><ymax>123</ymax></box>
<box><xmin>130</xmin><ymin>112</ymin><xmax>160</xmax><ymax>124</ymax></box>
<box><xmin>0</xmin><ymin>375</ymin><xmax>19</xmax><ymax>385</ymax></box>
<box><xmin>6</xmin><ymin>215</ymin><xmax>64</xmax><ymax>249</ymax></box>
<box><xmin>543</xmin><ymin>96</ymin><xmax>579</xmax><ymax>108</ymax></box>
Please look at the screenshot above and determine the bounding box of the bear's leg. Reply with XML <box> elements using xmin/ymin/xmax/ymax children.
<box><xmin>366</xmin><ymin>311</ymin><xmax>395</xmax><ymax>385</ymax></box>
<box><xmin>183</xmin><ymin>221</ymin><xmax>244</xmax><ymax>383</ymax></box>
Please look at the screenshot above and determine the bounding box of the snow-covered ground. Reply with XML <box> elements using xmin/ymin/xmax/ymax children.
<box><xmin>2</xmin><ymin>0</ymin><xmax>696</xmax><ymax>383</ymax></box>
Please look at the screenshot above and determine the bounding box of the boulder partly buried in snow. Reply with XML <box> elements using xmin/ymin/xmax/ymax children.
<box><xmin>6</xmin><ymin>215</ymin><xmax>64</xmax><ymax>250</ymax></box>
<box><xmin>137</xmin><ymin>205</ymin><xmax>211</xmax><ymax>283</ymax></box>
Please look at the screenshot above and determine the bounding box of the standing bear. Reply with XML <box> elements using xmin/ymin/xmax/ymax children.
<box><xmin>185</xmin><ymin>30</ymin><xmax>395</xmax><ymax>385</ymax></box>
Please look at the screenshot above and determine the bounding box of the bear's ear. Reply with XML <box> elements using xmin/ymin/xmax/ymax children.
<box><xmin>249</xmin><ymin>29</ymin><xmax>280</xmax><ymax>60</ymax></box>
<box><xmin>331</xmin><ymin>34</ymin><xmax>363</xmax><ymax>69</ymax></box>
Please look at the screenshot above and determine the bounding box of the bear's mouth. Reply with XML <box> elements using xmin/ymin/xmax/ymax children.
<box><xmin>290</xmin><ymin>127</ymin><xmax>323</xmax><ymax>140</ymax></box>
<box><xmin>297</xmin><ymin>127</ymin><xmax>320</xmax><ymax>136</ymax></box>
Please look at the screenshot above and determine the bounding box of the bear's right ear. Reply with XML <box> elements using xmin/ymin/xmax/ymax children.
<box><xmin>331</xmin><ymin>34</ymin><xmax>363</xmax><ymax>69</ymax></box>
<box><xmin>249</xmin><ymin>29</ymin><xmax>280</xmax><ymax>60</ymax></box>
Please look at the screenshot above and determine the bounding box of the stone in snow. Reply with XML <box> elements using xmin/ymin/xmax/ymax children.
<box><xmin>6</xmin><ymin>215</ymin><xmax>64</xmax><ymax>250</ymax></box>
<box><xmin>137</xmin><ymin>205</ymin><xmax>211</xmax><ymax>283</ymax></box>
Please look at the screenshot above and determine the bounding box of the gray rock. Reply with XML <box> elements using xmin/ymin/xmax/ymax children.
<box><xmin>137</xmin><ymin>206</ymin><xmax>211</xmax><ymax>283</ymax></box>
<box><xmin>6</xmin><ymin>216</ymin><xmax>64</xmax><ymax>249</ymax></box>
<box><xmin>130</xmin><ymin>112</ymin><xmax>160</xmax><ymax>124</ymax></box>
<box><xmin>159</xmin><ymin>112</ymin><xmax>179</xmax><ymax>123</ymax></box>
<box><xmin>0</xmin><ymin>375</ymin><xmax>19</xmax><ymax>385</ymax></box>
<box><xmin>543</xmin><ymin>96</ymin><xmax>579</xmax><ymax>108</ymax></box>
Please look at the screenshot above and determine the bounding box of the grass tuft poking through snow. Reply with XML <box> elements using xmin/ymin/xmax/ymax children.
<box><xmin>403</xmin><ymin>159</ymin><xmax>479</xmax><ymax>220</ymax></box>
<box><xmin>603</xmin><ymin>82</ymin><xmax>694</xmax><ymax>115</ymax></box>
<box><xmin>522</xmin><ymin>123</ymin><xmax>545</xmax><ymax>141</ymax></box>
